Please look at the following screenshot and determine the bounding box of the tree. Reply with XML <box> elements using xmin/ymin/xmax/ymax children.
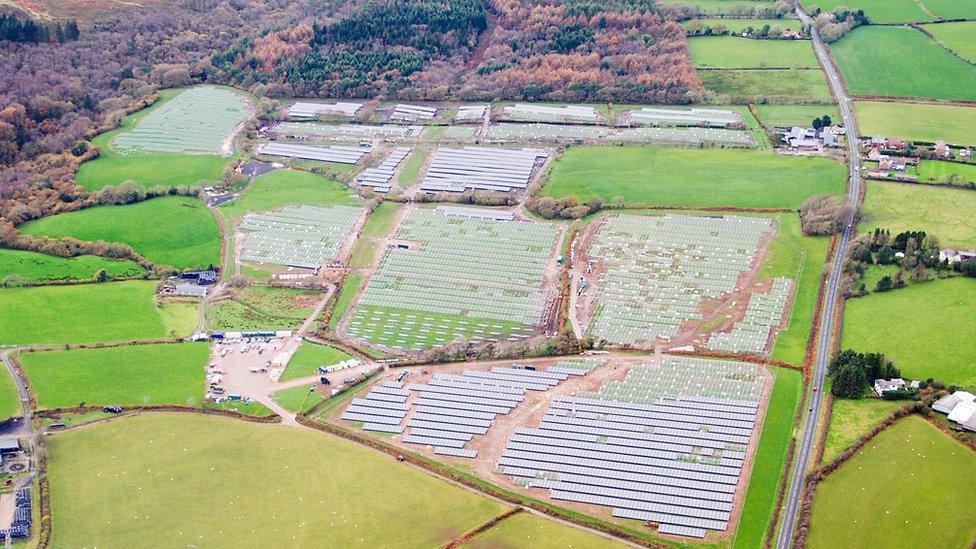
<box><xmin>831</xmin><ymin>363</ymin><xmax>868</xmax><ymax>398</ymax></box>
<box><xmin>93</xmin><ymin>269</ymin><xmax>108</xmax><ymax>283</ymax></box>
<box><xmin>812</xmin><ymin>117</ymin><xmax>823</xmax><ymax>130</ymax></box>
<box><xmin>821</xmin><ymin>114</ymin><xmax>831</xmax><ymax>126</ymax></box>
<box><xmin>874</xmin><ymin>275</ymin><xmax>893</xmax><ymax>292</ymax></box>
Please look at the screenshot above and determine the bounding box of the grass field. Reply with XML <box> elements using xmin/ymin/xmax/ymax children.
<box><xmin>0</xmin><ymin>281</ymin><xmax>192</xmax><ymax>345</ymax></box>
<box><xmin>19</xmin><ymin>196</ymin><xmax>221</xmax><ymax>270</ymax></box>
<box><xmin>280</xmin><ymin>343</ymin><xmax>352</xmax><ymax>382</ymax></box>
<box><xmin>822</xmin><ymin>398</ymin><xmax>905</xmax><ymax>463</ymax></box>
<box><xmin>206</xmin><ymin>286</ymin><xmax>321</xmax><ymax>331</ymax></box>
<box><xmin>831</xmin><ymin>26</ymin><xmax>976</xmax><ymax>102</ymax></box>
<box><xmin>218</xmin><ymin>169</ymin><xmax>360</xmax><ymax>221</ymax></box>
<box><xmin>733</xmin><ymin>367</ymin><xmax>801</xmax><ymax>548</ymax></box>
<box><xmin>397</xmin><ymin>149</ymin><xmax>429</xmax><ymax>188</ymax></box>
<box><xmin>659</xmin><ymin>0</ymin><xmax>783</xmax><ymax>14</ymax></box>
<box><xmin>542</xmin><ymin>147</ymin><xmax>845</xmax><ymax>209</ymax></box>
<box><xmin>924</xmin><ymin>21</ymin><xmax>976</xmax><ymax>63</ymax></box>
<box><xmin>204</xmin><ymin>399</ymin><xmax>275</xmax><ymax>417</ymax></box>
<box><xmin>0</xmin><ymin>249</ymin><xmax>142</xmax><ymax>283</ymax></box>
<box><xmin>803</xmin><ymin>0</ymin><xmax>934</xmax><ymax>22</ymax></box>
<box><xmin>47</xmin><ymin>413</ymin><xmax>505</xmax><ymax>547</ymax></box>
<box><xmin>699</xmin><ymin>69</ymin><xmax>833</xmax><ymax>103</ymax></box>
<box><xmin>272</xmin><ymin>384</ymin><xmax>324</xmax><ymax>413</ymax></box>
<box><xmin>753</xmin><ymin>105</ymin><xmax>840</xmax><ymax>128</ymax></box>
<box><xmin>682</xmin><ymin>18</ymin><xmax>802</xmax><ymax>33</ymax></box>
<box><xmin>328</xmin><ymin>272</ymin><xmax>362</xmax><ymax>330</ymax></box>
<box><xmin>347</xmin><ymin>202</ymin><xmax>402</xmax><ymax>270</ymax></box>
<box><xmin>0</xmin><ymin>370</ymin><xmax>21</xmax><ymax>421</ymax></box>
<box><xmin>854</xmin><ymin>101</ymin><xmax>976</xmax><ymax>145</ymax></box>
<box><xmin>464</xmin><ymin>513</ymin><xmax>621</xmax><ymax>549</ymax></box>
<box><xmin>918</xmin><ymin>160</ymin><xmax>976</xmax><ymax>184</ymax></box>
<box><xmin>842</xmin><ymin>277</ymin><xmax>976</xmax><ymax>388</ymax></box>
<box><xmin>688</xmin><ymin>36</ymin><xmax>818</xmax><ymax>69</ymax></box>
<box><xmin>919</xmin><ymin>0</ymin><xmax>976</xmax><ymax>19</ymax></box>
<box><xmin>808</xmin><ymin>416</ymin><xmax>976</xmax><ymax>548</ymax></box>
<box><xmin>859</xmin><ymin>181</ymin><xmax>976</xmax><ymax>248</ymax></box>
<box><xmin>759</xmin><ymin>215</ymin><xmax>829</xmax><ymax>365</ymax></box>
<box><xmin>19</xmin><ymin>343</ymin><xmax>207</xmax><ymax>410</ymax></box>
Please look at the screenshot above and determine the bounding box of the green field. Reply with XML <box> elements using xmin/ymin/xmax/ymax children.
<box><xmin>854</xmin><ymin>101</ymin><xmax>976</xmax><ymax>145</ymax></box>
<box><xmin>218</xmin><ymin>169</ymin><xmax>360</xmax><ymax>220</ymax></box>
<box><xmin>919</xmin><ymin>0</ymin><xmax>976</xmax><ymax>19</ymax></box>
<box><xmin>272</xmin><ymin>384</ymin><xmax>325</xmax><ymax>413</ymax></box>
<box><xmin>860</xmin><ymin>181</ymin><xmax>976</xmax><ymax>248</ymax></box>
<box><xmin>0</xmin><ymin>369</ymin><xmax>21</xmax><ymax>421</ymax></box>
<box><xmin>700</xmin><ymin>69</ymin><xmax>833</xmax><ymax>103</ymax></box>
<box><xmin>842</xmin><ymin>277</ymin><xmax>976</xmax><ymax>388</ymax></box>
<box><xmin>20</xmin><ymin>196</ymin><xmax>221</xmax><ymax>270</ymax></box>
<box><xmin>803</xmin><ymin>0</ymin><xmax>934</xmax><ymax>22</ymax></box>
<box><xmin>918</xmin><ymin>160</ymin><xmax>976</xmax><ymax>184</ymax></box>
<box><xmin>0</xmin><ymin>249</ymin><xmax>142</xmax><ymax>283</ymax></box>
<box><xmin>924</xmin><ymin>21</ymin><xmax>976</xmax><ymax>63</ymax></box>
<box><xmin>0</xmin><ymin>281</ymin><xmax>193</xmax><ymax>345</ymax></box>
<box><xmin>831</xmin><ymin>26</ymin><xmax>976</xmax><ymax>102</ymax></box>
<box><xmin>327</xmin><ymin>272</ymin><xmax>362</xmax><ymax>330</ymax></box>
<box><xmin>822</xmin><ymin>398</ymin><xmax>905</xmax><ymax>463</ymax></box>
<box><xmin>19</xmin><ymin>343</ymin><xmax>207</xmax><ymax>410</ymax></box>
<box><xmin>808</xmin><ymin>416</ymin><xmax>976</xmax><ymax>548</ymax></box>
<box><xmin>397</xmin><ymin>150</ymin><xmax>429</xmax><ymax>188</ymax></box>
<box><xmin>206</xmin><ymin>286</ymin><xmax>321</xmax><ymax>331</ymax></box>
<box><xmin>464</xmin><ymin>513</ymin><xmax>622</xmax><ymax>549</ymax></box>
<box><xmin>734</xmin><ymin>367</ymin><xmax>801</xmax><ymax>548</ymax></box>
<box><xmin>682</xmin><ymin>18</ymin><xmax>802</xmax><ymax>33</ymax></box>
<box><xmin>280</xmin><ymin>343</ymin><xmax>352</xmax><ymax>382</ymax></box>
<box><xmin>659</xmin><ymin>0</ymin><xmax>784</xmax><ymax>14</ymax></box>
<box><xmin>542</xmin><ymin>147</ymin><xmax>845</xmax><ymax>209</ymax></box>
<box><xmin>47</xmin><ymin>413</ymin><xmax>504</xmax><ymax>547</ymax></box>
<box><xmin>754</xmin><ymin>104</ymin><xmax>840</xmax><ymax>128</ymax></box>
<box><xmin>688</xmin><ymin>36</ymin><xmax>818</xmax><ymax>68</ymax></box>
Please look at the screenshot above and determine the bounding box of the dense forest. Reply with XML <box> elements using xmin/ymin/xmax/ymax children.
<box><xmin>0</xmin><ymin>14</ymin><xmax>79</xmax><ymax>43</ymax></box>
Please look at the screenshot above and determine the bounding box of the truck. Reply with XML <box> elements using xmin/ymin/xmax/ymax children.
<box><xmin>320</xmin><ymin>376</ymin><xmax>331</xmax><ymax>385</ymax></box>
<box><xmin>227</xmin><ymin>394</ymin><xmax>242</xmax><ymax>401</ymax></box>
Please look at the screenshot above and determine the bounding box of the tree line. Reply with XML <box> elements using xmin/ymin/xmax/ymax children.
<box><xmin>0</xmin><ymin>14</ymin><xmax>79</xmax><ymax>44</ymax></box>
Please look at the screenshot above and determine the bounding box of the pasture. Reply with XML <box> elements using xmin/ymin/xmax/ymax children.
<box><xmin>822</xmin><ymin>398</ymin><xmax>905</xmax><ymax>463</ymax></box>
<box><xmin>841</xmin><ymin>277</ymin><xmax>976</xmax><ymax>388</ymax></box>
<box><xmin>46</xmin><ymin>414</ymin><xmax>505</xmax><ymax>547</ymax></box>
<box><xmin>19</xmin><ymin>343</ymin><xmax>207</xmax><ymax>410</ymax></box>
<box><xmin>280</xmin><ymin>343</ymin><xmax>352</xmax><ymax>382</ymax></box>
<box><xmin>687</xmin><ymin>36</ymin><xmax>819</xmax><ymax>69</ymax></box>
<box><xmin>0</xmin><ymin>249</ymin><xmax>142</xmax><ymax>283</ymax></box>
<box><xmin>919</xmin><ymin>0</ymin><xmax>976</xmax><ymax>19</ymax></box>
<box><xmin>830</xmin><ymin>26</ymin><xmax>976</xmax><ymax>101</ymax></box>
<box><xmin>206</xmin><ymin>286</ymin><xmax>321</xmax><ymax>331</ymax></box>
<box><xmin>734</xmin><ymin>367</ymin><xmax>801</xmax><ymax>549</ymax></box>
<box><xmin>542</xmin><ymin>146</ymin><xmax>845</xmax><ymax>209</ymax></box>
<box><xmin>924</xmin><ymin>22</ymin><xmax>976</xmax><ymax>63</ymax></box>
<box><xmin>803</xmin><ymin>0</ymin><xmax>934</xmax><ymax>23</ymax></box>
<box><xmin>19</xmin><ymin>196</ymin><xmax>221</xmax><ymax>270</ymax></box>
<box><xmin>699</xmin><ymin>69</ymin><xmax>833</xmax><ymax>103</ymax></box>
<box><xmin>0</xmin><ymin>372</ymin><xmax>21</xmax><ymax>421</ymax></box>
<box><xmin>272</xmin><ymin>384</ymin><xmax>324</xmax><ymax>413</ymax></box>
<box><xmin>0</xmin><ymin>281</ymin><xmax>192</xmax><ymax>345</ymax></box>
<box><xmin>808</xmin><ymin>416</ymin><xmax>976</xmax><ymax>548</ymax></box>
<box><xmin>659</xmin><ymin>0</ymin><xmax>783</xmax><ymax>14</ymax></box>
<box><xmin>464</xmin><ymin>513</ymin><xmax>621</xmax><ymax>549</ymax></box>
<box><xmin>218</xmin><ymin>169</ymin><xmax>360</xmax><ymax>221</ymax></box>
<box><xmin>754</xmin><ymin>104</ymin><xmax>840</xmax><ymax>128</ymax></box>
<box><xmin>918</xmin><ymin>160</ymin><xmax>976</xmax><ymax>184</ymax></box>
<box><xmin>859</xmin><ymin>181</ymin><xmax>976</xmax><ymax>248</ymax></box>
<box><xmin>682</xmin><ymin>18</ymin><xmax>801</xmax><ymax>33</ymax></box>
<box><xmin>854</xmin><ymin>101</ymin><xmax>976</xmax><ymax>145</ymax></box>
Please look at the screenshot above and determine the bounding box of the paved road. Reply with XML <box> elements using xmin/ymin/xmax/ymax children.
<box><xmin>776</xmin><ymin>10</ymin><xmax>862</xmax><ymax>548</ymax></box>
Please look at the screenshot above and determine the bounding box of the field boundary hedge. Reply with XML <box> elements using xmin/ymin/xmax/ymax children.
<box><xmin>36</xmin><ymin>405</ymin><xmax>282</xmax><ymax>426</ymax></box>
<box><xmin>443</xmin><ymin>507</ymin><xmax>524</xmax><ymax>549</ymax></box>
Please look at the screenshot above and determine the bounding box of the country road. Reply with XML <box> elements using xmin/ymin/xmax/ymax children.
<box><xmin>776</xmin><ymin>8</ymin><xmax>862</xmax><ymax>548</ymax></box>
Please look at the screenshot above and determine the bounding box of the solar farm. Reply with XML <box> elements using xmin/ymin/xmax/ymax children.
<box><xmin>390</xmin><ymin>104</ymin><xmax>438</xmax><ymax>121</ymax></box>
<box><xmin>622</xmin><ymin>107</ymin><xmax>744</xmax><ymax>128</ymax></box>
<box><xmin>498</xmin><ymin>355</ymin><xmax>767</xmax><ymax>539</ymax></box>
<box><xmin>344</xmin><ymin>206</ymin><xmax>561</xmax><ymax>351</ymax></box>
<box><xmin>287</xmin><ymin>101</ymin><xmax>362</xmax><ymax>119</ymax></box>
<box><xmin>484</xmin><ymin>123</ymin><xmax>753</xmax><ymax>147</ymax></box>
<box><xmin>455</xmin><ymin>105</ymin><xmax>488</xmax><ymax>122</ymax></box>
<box><xmin>354</xmin><ymin>147</ymin><xmax>411</xmax><ymax>193</ymax></box>
<box><xmin>579</xmin><ymin>214</ymin><xmax>776</xmax><ymax>345</ymax></box>
<box><xmin>238</xmin><ymin>204</ymin><xmax>364</xmax><ymax>268</ymax></box>
<box><xmin>502</xmin><ymin>104</ymin><xmax>602</xmax><ymax>124</ymax></box>
<box><xmin>707</xmin><ymin>278</ymin><xmax>793</xmax><ymax>355</ymax></box>
<box><xmin>112</xmin><ymin>86</ymin><xmax>250</xmax><ymax>155</ymax></box>
<box><xmin>418</xmin><ymin>146</ymin><xmax>548</xmax><ymax>193</ymax></box>
<box><xmin>256</xmin><ymin>142</ymin><xmax>370</xmax><ymax>164</ymax></box>
<box><xmin>274</xmin><ymin>122</ymin><xmax>424</xmax><ymax>140</ymax></box>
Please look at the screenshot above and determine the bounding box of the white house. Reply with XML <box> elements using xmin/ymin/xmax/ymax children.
<box><xmin>873</xmin><ymin>378</ymin><xmax>906</xmax><ymax>396</ymax></box>
<box><xmin>939</xmin><ymin>249</ymin><xmax>976</xmax><ymax>264</ymax></box>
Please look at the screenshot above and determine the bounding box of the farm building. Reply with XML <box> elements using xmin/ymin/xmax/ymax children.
<box><xmin>872</xmin><ymin>378</ymin><xmax>918</xmax><ymax>396</ymax></box>
<box><xmin>939</xmin><ymin>249</ymin><xmax>976</xmax><ymax>263</ymax></box>
<box><xmin>782</xmin><ymin>126</ymin><xmax>839</xmax><ymax>150</ymax></box>
<box><xmin>933</xmin><ymin>391</ymin><xmax>976</xmax><ymax>431</ymax></box>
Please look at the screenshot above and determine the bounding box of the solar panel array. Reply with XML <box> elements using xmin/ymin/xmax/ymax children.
<box><xmin>455</xmin><ymin>105</ymin><xmax>489</xmax><ymax>122</ymax></box>
<box><xmin>391</xmin><ymin>104</ymin><xmax>437</xmax><ymax>121</ymax></box>
<box><xmin>346</xmin><ymin>207</ymin><xmax>559</xmax><ymax>350</ymax></box>
<box><xmin>0</xmin><ymin>489</ymin><xmax>30</xmax><ymax>539</ymax></box>
<box><xmin>497</xmin><ymin>355</ymin><xmax>765</xmax><ymax>539</ymax></box>
<box><xmin>585</xmin><ymin>215</ymin><xmax>773</xmax><ymax>345</ymax></box>
<box><xmin>503</xmin><ymin>104</ymin><xmax>601</xmax><ymax>124</ymax></box>
<box><xmin>274</xmin><ymin>122</ymin><xmax>423</xmax><ymax>139</ymax></box>
<box><xmin>288</xmin><ymin>101</ymin><xmax>362</xmax><ymax>119</ymax></box>
<box><xmin>239</xmin><ymin>204</ymin><xmax>363</xmax><ymax>268</ymax></box>
<box><xmin>419</xmin><ymin>147</ymin><xmax>547</xmax><ymax>193</ymax></box>
<box><xmin>436</xmin><ymin>205</ymin><xmax>515</xmax><ymax>221</ymax></box>
<box><xmin>113</xmin><ymin>86</ymin><xmax>248</xmax><ymax>154</ymax></box>
<box><xmin>443</xmin><ymin>126</ymin><xmax>478</xmax><ymax>139</ymax></box>
<box><xmin>355</xmin><ymin>147</ymin><xmax>411</xmax><ymax>193</ymax></box>
<box><xmin>341</xmin><ymin>381</ymin><xmax>410</xmax><ymax>433</ymax></box>
<box><xmin>486</xmin><ymin>123</ymin><xmax>609</xmax><ymax>141</ymax></box>
<box><xmin>626</xmin><ymin>107</ymin><xmax>742</xmax><ymax>128</ymax></box>
<box><xmin>708</xmin><ymin>278</ymin><xmax>793</xmax><ymax>355</ymax></box>
<box><xmin>484</xmin><ymin>123</ymin><xmax>752</xmax><ymax>147</ymax></box>
<box><xmin>257</xmin><ymin>143</ymin><xmax>369</xmax><ymax>164</ymax></box>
